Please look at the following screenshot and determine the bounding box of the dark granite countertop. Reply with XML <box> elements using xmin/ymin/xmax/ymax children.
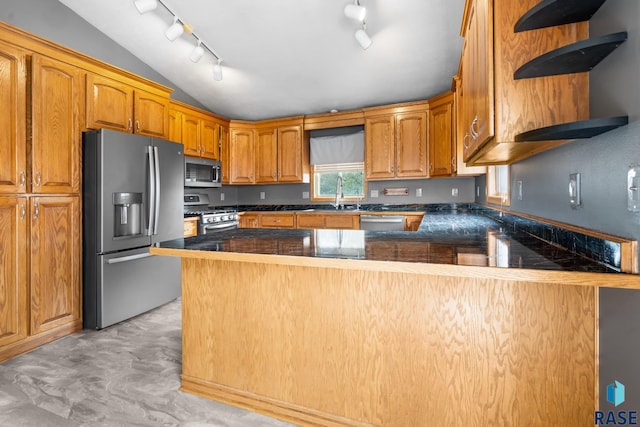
<box><xmin>161</xmin><ymin>205</ymin><xmax>626</xmax><ymax>273</ymax></box>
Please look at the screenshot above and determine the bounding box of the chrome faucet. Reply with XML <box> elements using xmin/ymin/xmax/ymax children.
<box><xmin>334</xmin><ymin>175</ymin><xmax>343</xmax><ymax>209</ymax></box>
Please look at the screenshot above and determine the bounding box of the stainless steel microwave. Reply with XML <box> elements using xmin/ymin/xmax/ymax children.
<box><xmin>184</xmin><ymin>156</ymin><xmax>222</xmax><ymax>187</ymax></box>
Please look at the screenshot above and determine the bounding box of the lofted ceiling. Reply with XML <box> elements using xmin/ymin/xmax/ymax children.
<box><xmin>58</xmin><ymin>0</ymin><xmax>466</xmax><ymax>121</ymax></box>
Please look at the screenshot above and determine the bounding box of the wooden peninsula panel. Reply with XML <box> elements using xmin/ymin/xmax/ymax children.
<box><xmin>162</xmin><ymin>249</ymin><xmax>598</xmax><ymax>427</ymax></box>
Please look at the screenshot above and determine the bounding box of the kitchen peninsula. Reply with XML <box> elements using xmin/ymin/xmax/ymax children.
<box><xmin>151</xmin><ymin>206</ymin><xmax>640</xmax><ymax>427</ymax></box>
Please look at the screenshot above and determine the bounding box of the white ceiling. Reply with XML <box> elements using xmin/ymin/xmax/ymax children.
<box><xmin>58</xmin><ymin>0</ymin><xmax>466</xmax><ymax>121</ymax></box>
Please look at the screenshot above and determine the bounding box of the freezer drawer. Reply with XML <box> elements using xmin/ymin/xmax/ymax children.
<box><xmin>84</xmin><ymin>246</ymin><xmax>180</xmax><ymax>329</ymax></box>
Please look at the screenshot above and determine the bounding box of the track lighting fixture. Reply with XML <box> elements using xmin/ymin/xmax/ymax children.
<box><xmin>164</xmin><ymin>17</ymin><xmax>184</xmax><ymax>41</ymax></box>
<box><xmin>134</xmin><ymin>0</ymin><xmax>158</xmax><ymax>14</ymax></box>
<box><xmin>355</xmin><ymin>27</ymin><xmax>372</xmax><ymax>50</ymax></box>
<box><xmin>344</xmin><ymin>2</ymin><xmax>366</xmax><ymax>22</ymax></box>
<box><xmin>190</xmin><ymin>41</ymin><xmax>204</xmax><ymax>63</ymax></box>
<box><xmin>213</xmin><ymin>59</ymin><xmax>223</xmax><ymax>81</ymax></box>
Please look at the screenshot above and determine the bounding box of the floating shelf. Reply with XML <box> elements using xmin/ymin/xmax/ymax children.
<box><xmin>514</xmin><ymin>32</ymin><xmax>627</xmax><ymax>80</ymax></box>
<box><xmin>514</xmin><ymin>0</ymin><xmax>607</xmax><ymax>33</ymax></box>
<box><xmin>514</xmin><ymin>116</ymin><xmax>628</xmax><ymax>142</ymax></box>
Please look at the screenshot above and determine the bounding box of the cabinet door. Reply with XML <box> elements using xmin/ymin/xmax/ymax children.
<box><xmin>182</xmin><ymin>113</ymin><xmax>201</xmax><ymax>157</ymax></box>
<box><xmin>296</xmin><ymin>214</ymin><xmax>325</xmax><ymax>229</ymax></box>
<box><xmin>255</xmin><ymin>128</ymin><xmax>278</xmax><ymax>183</ymax></box>
<box><xmin>133</xmin><ymin>90</ymin><xmax>169</xmax><ymax>138</ymax></box>
<box><xmin>239</xmin><ymin>213</ymin><xmax>259</xmax><ymax>228</ymax></box>
<box><xmin>395</xmin><ymin>112</ymin><xmax>427</xmax><ymax>178</ymax></box>
<box><xmin>220</xmin><ymin>124</ymin><xmax>230</xmax><ymax>184</ymax></box>
<box><xmin>200</xmin><ymin>119</ymin><xmax>220</xmax><ymax>160</ymax></box>
<box><xmin>278</xmin><ymin>125</ymin><xmax>303</xmax><ymax>182</ymax></box>
<box><xmin>0</xmin><ymin>42</ymin><xmax>27</xmax><ymax>194</ymax></box>
<box><xmin>0</xmin><ymin>197</ymin><xmax>28</xmax><ymax>348</ymax></box>
<box><xmin>168</xmin><ymin>108</ymin><xmax>182</xmax><ymax>143</ymax></box>
<box><xmin>32</xmin><ymin>54</ymin><xmax>83</xmax><ymax>194</ymax></box>
<box><xmin>86</xmin><ymin>73</ymin><xmax>134</xmax><ymax>132</ymax></box>
<box><xmin>428</xmin><ymin>98</ymin><xmax>454</xmax><ymax>177</ymax></box>
<box><xmin>259</xmin><ymin>213</ymin><xmax>295</xmax><ymax>228</ymax></box>
<box><xmin>324</xmin><ymin>214</ymin><xmax>359</xmax><ymax>230</ymax></box>
<box><xmin>229</xmin><ymin>128</ymin><xmax>255</xmax><ymax>184</ymax></box>
<box><xmin>30</xmin><ymin>196</ymin><xmax>80</xmax><ymax>335</ymax></box>
<box><xmin>365</xmin><ymin>115</ymin><xmax>395</xmax><ymax>180</ymax></box>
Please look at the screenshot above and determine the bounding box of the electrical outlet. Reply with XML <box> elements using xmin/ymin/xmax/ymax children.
<box><xmin>416</xmin><ymin>188</ymin><xmax>422</xmax><ymax>197</ymax></box>
<box><xmin>516</xmin><ymin>180</ymin><xmax>523</xmax><ymax>201</ymax></box>
<box><xmin>260</xmin><ymin>191</ymin><xmax>266</xmax><ymax>200</ymax></box>
<box><xmin>302</xmin><ymin>191</ymin><xmax>309</xmax><ymax>199</ymax></box>
<box><xmin>451</xmin><ymin>188</ymin><xmax>458</xmax><ymax>197</ymax></box>
<box><xmin>569</xmin><ymin>173</ymin><xmax>581</xmax><ymax>208</ymax></box>
<box><xmin>220</xmin><ymin>192</ymin><xmax>225</xmax><ymax>201</ymax></box>
<box><xmin>371</xmin><ymin>190</ymin><xmax>379</xmax><ymax>198</ymax></box>
<box><xmin>476</xmin><ymin>186</ymin><xmax>480</xmax><ymax>197</ymax></box>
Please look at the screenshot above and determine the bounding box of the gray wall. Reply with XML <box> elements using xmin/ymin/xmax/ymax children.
<box><xmin>477</xmin><ymin>0</ymin><xmax>640</xmax><ymax>410</ymax></box>
<box><xmin>1</xmin><ymin>0</ymin><xmax>205</xmax><ymax>108</ymax></box>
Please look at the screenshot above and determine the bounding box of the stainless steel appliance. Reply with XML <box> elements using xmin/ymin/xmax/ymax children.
<box><xmin>184</xmin><ymin>156</ymin><xmax>222</xmax><ymax>187</ymax></box>
<box><xmin>83</xmin><ymin>129</ymin><xmax>183</xmax><ymax>330</ymax></box>
<box><xmin>184</xmin><ymin>193</ymin><xmax>238</xmax><ymax>234</ymax></box>
<box><xmin>360</xmin><ymin>215</ymin><xmax>405</xmax><ymax>231</ymax></box>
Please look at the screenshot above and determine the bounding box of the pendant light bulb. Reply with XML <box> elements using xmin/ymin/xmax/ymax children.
<box><xmin>134</xmin><ymin>0</ymin><xmax>158</xmax><ymax>14</ymax></box>
<box><xmin>213</xmin><ymin>59</ymin><xmax>223</xmax><ymax>81</ymax></box>
<box><xmin>165</xmin><ymin>17</ymin><xmax>184</xmax><ymax>41</ymax></box>
<box><xmin>190</xmin><ymin>41</ymin><xmax>205</xmax><ymax>63</ymax></box>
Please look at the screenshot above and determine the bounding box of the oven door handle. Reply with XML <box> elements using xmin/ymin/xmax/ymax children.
<box><xmin>202</xmin><ymin>222</ymin><xmax>238</xmax><ymax>231</ymax></box>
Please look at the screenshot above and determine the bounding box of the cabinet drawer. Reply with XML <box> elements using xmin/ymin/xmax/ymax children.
<box><xmin>325</xmin><ymin>215</ymin><xmax>359</xmax><ymax>229</ymax></box>
<box><xmin>259</xmin><ymin>214</ymin><xmax>295</xmax><ymax>228</ymax></box>
<box><xmin>296</xmin><ymin>214</ymin><xmax>325</xmax><ymax>229</ymax></box>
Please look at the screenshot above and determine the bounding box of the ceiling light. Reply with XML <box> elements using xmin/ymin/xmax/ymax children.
<box><xmin>355</xmin><ymin>28</ymin><xmax>372</xmax><ymax>50</ymax></box>
<box><xmin>190</xmin><ymin>41</ymin><xmax>204</xmax><ymax>63</ymax></box>
<box><xmin>165</xmin><ymin>17</ymin><xmax>184</xmax><ymax>41</ymax></box>
<box><xmin>213</xmin><ymin>60</ymin><xmax>223</xmax><ymax>81</ymax></box>
<box><xmin>134</xmin><ymin>0</ymin><xmax>158</xmax><ymax>14</ymax></box>
<box><xmin>344</xmin><ymin>3</ymin><xmax>366</xmax><ymax>22</ymax></box>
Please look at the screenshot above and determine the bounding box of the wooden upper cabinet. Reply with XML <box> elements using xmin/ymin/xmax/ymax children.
<box><xmin>428</xmin><ymin>92</ymin><xmax>455</xmax><ymax>177</ymax></box>
<box><xmin>86</xmin><ymin>73</ymin><xmax>169</xmax><ymax>138</ymax></box>
<box><xmin>255</xmin><ymin>127</ymin><xmax>278</xmax><ymax>183</ymax></box>
<box><xmin>181</xmin><ymin>112</ymin><xmax>201</xmax><ymax>157</ymax></box>
<box><xmin>29</xmin><ymin>196</ymin><xmax>80</xmax><ymax>335</ymax></box>
<box><xmin>229</xmin><ymin>125</ymin><xmax>255</xmax><ymax>184</ymax></box>
<box><xmin>365</xmin><ymin>104</ymin><xmax>427</xmax><ymax>180</ymax></box>
<box><xmin>133</xmin><ymin>90</ymin><xmax>169</xmax><ymax>138</ymax></box>
<box><xmin>0</xmin><ymin>42</ymin><xmax>27</xmax><ymax>194</ymax></box>
<box><xmin>220</xmin><ymin>124</ymin><xmax>230</xmax><ymax>184</ymax></box>
<box><xmin>168</xmin><ymin>108</ymin><xmax>182</xmax><ymax>143</ymax></box>
<box><xmin>365</xmin><ymin>115</ymin><xmax>396</xmax><ymax>179</ymax></box>
<box><xmin>0</xmin><ymin>196</ymin><xmax>28</xmax><ymax>348</ymax></box>
<box><xmin>200</xmin><ymin>119</ymin><xmax>220</xmax><ymax>160</ymax></box>
<box><xmin>31</xmin><ymin>54</ymin><xmax>83</xmax><ymax>194</ymax></box>
<box><xmin>278</xmin><ymin>125</ymin><xmax>304</xmax><ymax>182</ymax></box>
<box><xmin>395</xmin><ymin>111</ymin><xmax>427</xmax><ymax>177</ymax></box>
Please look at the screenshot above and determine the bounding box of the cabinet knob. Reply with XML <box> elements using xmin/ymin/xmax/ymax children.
<box><xmin>34</xmin><ymin>171</ymin><xmax>41</xmax><ymax>187</ymax></box>
<box><xmin>20</xmin><ymin>170</ymin><xmax>25</xmax><ymax>187</ymax></box>
<box><xmin>128</xmin><ymin>118</ymin><xmax>133</xmax><ymax>131</ymax></box>
<box><xmin>136</xmin><ymin>120</ymin><xmax>141</xmax><ymax>133</ymax></box>
<box><xmin>20</xmin><ymin>204</ymin><xmax>26</xmax><ymax>221</ymax></box>
<box><xmin>463</xmin><ymin>133</ymin><xmax>471</xmax><ymax>149</ymax></box>
<box><xmin>470</xmin><ymin>116</ymin><xmax>479</xmax><ymax>140</ymax></box>
<box><xmin>33</xmin><ymin>202</ymin><xmax>39</xmax><ymax>220</ymax></box>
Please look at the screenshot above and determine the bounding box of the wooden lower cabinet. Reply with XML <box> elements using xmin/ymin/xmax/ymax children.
<box><xmin>297</xmin><ymin>213</ymin><xmax>360</xmax><ymax>230</ymax></box>
<box><xmin>258</xmin><ymin>213</ymin><xmax>295</xmax><ymax>229</ymax></box>
<box><xmin>183</xmin><ymin>217</ymin><xmax>198</xmax><ymax>237</ymax></box>
<box><xmin>239</xmin><ymin>213</ymin><xmax>259</xmax><ymax>228</ymax></box>
<box><xmin>0</xmin><ymin>195</ymin><xmax>81</xmax><ymax>362</ymax></box>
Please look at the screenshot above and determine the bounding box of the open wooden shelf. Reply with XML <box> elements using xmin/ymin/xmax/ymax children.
<box><xmin>514</xmin><ymin>32</ymin><xmax>627</xmax><ymax>80</ymax></box>
<box><xmin>514</xmin><ymin>116</ymin><xmax>628</xmax><ymax>142</ymax></box>
<box><xmin>514</xmin><ymin>0</ymin><xmax>607</xmax><ymax>32</ymax></box>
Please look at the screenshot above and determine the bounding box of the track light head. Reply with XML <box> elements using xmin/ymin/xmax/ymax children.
<box><xmin>355</xmin><ymin>28</ymin><xmax>372</xmax><ymax>50</ymax></box>
<box><xmin>165</xmin><ymin>17</ymin><xmax>184</xmax><ymax>41</ymax></box>
<box><xmin>190</xmin><ymin>41</ymin><xmax>204</xmax><ymax>63</ymax></box>
<box><xmin>213</xmin><ymin>60</ymin><xmax>223</xmax><ymax>81</ymax></box>
<box><xmin>344</xmin><ymin>4</ymin><xmax>366</xmax><ymax>22</ymax></box>
<box><xmin>134</xmin><ymin>0</ymin><xmax>158</xmax><ymax>14</ymax></box>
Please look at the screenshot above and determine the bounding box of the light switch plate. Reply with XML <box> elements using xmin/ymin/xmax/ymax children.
<box><xmin>629</xmin><ymin>166</ymin><xmax>640</xmax><ymax>212</ymax></box>
<box><xmin>569</xmin><ymin>173</ymin><xmax>581</xmax><ymax>209</ymax></box>
<box><xmin>516</xmin><ymin>180</ymin><xmax>523</xmax><ymax>201</ymax></box>
<box><xmin>371</xmin><ymin>190</ymin><xmax>379</xmax><ymax>198</ymax></box>
<box><xmin>260</xmin><ymin>191</ymin><xmax>266</xmax><ymax>200</ymax></box>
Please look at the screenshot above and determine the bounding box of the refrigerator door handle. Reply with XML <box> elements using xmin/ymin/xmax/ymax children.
<box><xmin>105</xmin><ymin>252</ymin><xmax>154</xmax><ymax>264</ymax></box>
<box><xmin>153</xmin><ymin>145</ymin><xmax>161</xmax><ymax>235</ymax></box>
<box><xmin>147</xmin><ymin>146</ymin><xmax>156</xmax><ymax>236</ymax></box>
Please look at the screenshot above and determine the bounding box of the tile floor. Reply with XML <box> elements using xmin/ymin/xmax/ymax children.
<box><xmin>0</xmin><ymin>299</ymin><xmax>296</xmax><ymax>427</ymax></box>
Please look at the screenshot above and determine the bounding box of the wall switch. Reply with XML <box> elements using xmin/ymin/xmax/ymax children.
<box><xmin>416</xmin><ymin>188</ymin><xmax>422</xmax><ymax>197</ymax></box>
<box><xmin>451</xmin><ymin>188</ymin><xmax>458</xmax><ymax>197</ymax></box>
<box><xmin>220</xmin><ymin>192</ymin><xmax>225</xmax><ymax>201</ymax></box>
<box><xmin>260</xmin><ymin>191</ymin><xmax>266</xmax><ymax>200</ymax></box>
<box><xmin>629</xmin><ymin>166</ymin><xmax>640</xmax><ymax>212</ymax></box>
<box><xmin>476</xmin><ymin>186</ymin><xmax>480</xmax><ymax>197</ymax></box>
<box><xmin>569</xmin><ymin>173</ymin><xmax>581</xmax><ymax>208</ymax></box>
<box><xmin>302</xmin><ymin>191</ymin><xmax>309</xmax><ymax>199</ymax></box>
<box><xmin>516</xmin><ymin>180</ymin><xmax>523</xmax><ymax>201</ymax></box>
<box><xmin>371</xmin><ymin>190</ymin><xmax>379</xmax><ymax>198</ymax></box>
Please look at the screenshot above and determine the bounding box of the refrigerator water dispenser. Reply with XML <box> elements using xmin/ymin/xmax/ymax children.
<box><xmin>113</xmin><ymin>192</ymin><xmax>143</xmax><ymax>237</ymax></box>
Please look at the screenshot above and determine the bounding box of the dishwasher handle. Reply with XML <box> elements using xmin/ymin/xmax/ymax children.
<box><xmin>360</xmin><ymin>215</ymin><xmax>405</xmax><ymax>223</ymax></box>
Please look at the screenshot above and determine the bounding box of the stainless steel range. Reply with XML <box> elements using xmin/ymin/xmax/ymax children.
<box><xmin>184</xmin><ymin>194</ymin><xmax>238</xmax><ymax>235</ymax></box>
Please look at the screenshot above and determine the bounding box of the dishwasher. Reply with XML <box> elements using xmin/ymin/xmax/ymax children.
<box><xmin>359</xmin><ymin>215</ymin><xmax>405</xmax><ymax>231</ymax></box>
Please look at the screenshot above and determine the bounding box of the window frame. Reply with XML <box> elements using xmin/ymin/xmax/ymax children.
<box><xmin>310</xmin><ymin>162</ymin><xmax>366</xmax><ymax>203</ymax></box>
<box><xmin>486</xmin><ymin>165</ymin><xmax>511</xmax><ymax>206</ymax></box>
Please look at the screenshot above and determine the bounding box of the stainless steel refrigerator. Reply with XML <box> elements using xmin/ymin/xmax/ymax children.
<box><xmin>83</xmin><ymin>128</ymin><xmax>183</xmax><ymax>329</ymax></box>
